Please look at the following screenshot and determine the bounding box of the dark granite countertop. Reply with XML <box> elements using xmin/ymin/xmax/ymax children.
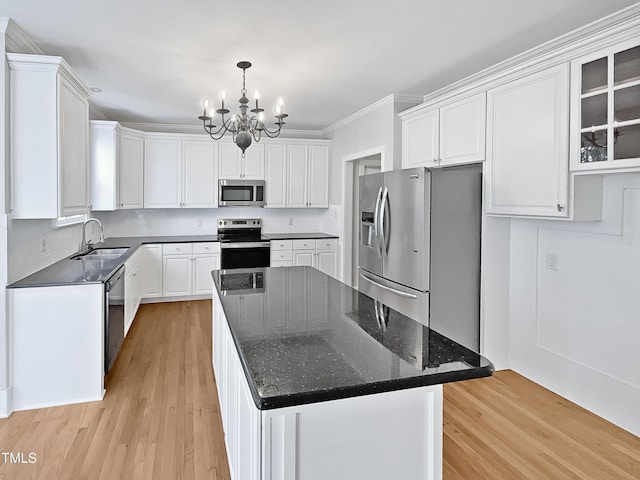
<box><xmin>8</xmin><ymin>235</ymin><xmax>220</xmax><ymax>288</ymax></box>
<box><xmin>212</xmin><ymin>266</ymin><xmax>494</xmax><ymax>410</ymax></box>
<box><xmin>263</xmin><ymin>232</ymin><xmax>338</xmax><ymax>240</ymax></box>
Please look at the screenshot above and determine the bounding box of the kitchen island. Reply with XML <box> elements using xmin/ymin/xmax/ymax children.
<box><xmin>211</xmin><ymin>266</ymin><xmax>493</xmax><ymax>480</ymax></box>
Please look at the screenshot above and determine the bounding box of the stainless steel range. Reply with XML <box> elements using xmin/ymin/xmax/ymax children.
<box><xmin>217</xmin><ymin>218</ymin><xmax>270</xmax><ymax>269</ymax></box>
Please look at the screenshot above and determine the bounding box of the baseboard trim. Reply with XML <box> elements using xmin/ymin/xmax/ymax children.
<box><xmin>0</xmin><ymin>386</ymin><xmax>13</xmax><ymax>418</ymax></box>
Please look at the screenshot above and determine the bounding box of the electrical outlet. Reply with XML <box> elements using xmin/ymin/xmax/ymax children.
<box><xmin>545</xmin><ymin>253</ymin><xmax>558</xmax><ymax>271</ymax></box>
<box><xmin>40</xmin><ymin>237</ymin><xmax>47</xmax><ymax>253</ymax></box>
<box><xmin>144</xmin><ymin>218</ymin><xmax>152</xmax><ymax>228</ymax></box>
<box><xmin>333</xmin><ymin>209</ymin><xmax>338</xmax><ymax>219</ymax></box>
<box><xmin>288</xmin><ymin>218</ymin><xmax>294</xmax><ymax>226</ymax></box>
<box><xmin>197</xmin><ymin>218</ymin><xmax>203</xmax><ymax>228</ymax></box>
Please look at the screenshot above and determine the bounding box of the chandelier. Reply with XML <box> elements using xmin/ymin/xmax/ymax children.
<box><xmin>198</xmin><ymin>61</ymin><xmax>288</xmax><ymax>156</ymax></box>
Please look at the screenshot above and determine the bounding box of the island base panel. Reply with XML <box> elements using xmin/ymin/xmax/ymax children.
<box><xmin>261</xmin><ymin>385</ymin><xmax>443</xmax><ymax>480</ymax></box>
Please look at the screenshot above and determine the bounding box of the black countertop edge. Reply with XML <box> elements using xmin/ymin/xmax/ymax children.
<box><xmin>250</xmin><ymin>366</ymin><xmax>495</xmax><ymax>410</ymax></box>
<box><xmin>263</xmin><ymin>232</ymin><xmax>338</xmax><ymax>240</ymax></box>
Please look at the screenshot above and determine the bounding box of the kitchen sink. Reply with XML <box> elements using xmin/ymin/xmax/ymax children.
<box><xmin>73</xmin><ymin>247</ymin><xmax>130</xmax><ymax>260</ymax></box>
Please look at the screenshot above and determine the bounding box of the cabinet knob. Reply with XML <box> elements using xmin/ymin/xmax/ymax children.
<box><xmin>556</xmin><ymin>203</ymin><xmax>564</xmax><ymax>212</ymax></box>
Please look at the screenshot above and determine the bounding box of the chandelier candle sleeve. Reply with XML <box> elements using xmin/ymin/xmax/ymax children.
<box><xmin>197</xmin><ymin>61</ymin><xmax>288</xmax><ymax>156</ymax></box>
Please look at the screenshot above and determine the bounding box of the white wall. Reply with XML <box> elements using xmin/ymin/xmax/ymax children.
<box><xmin>508</xmin><ymin>173</ymin><xmax>640</xmax><ymax>436</ymax></box>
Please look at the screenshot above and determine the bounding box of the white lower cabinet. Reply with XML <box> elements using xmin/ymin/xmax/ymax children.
<box><xmin>124</xmin><ymin>247</ymin><xmax>144</xmax><ymax>335</ymax></box>
<box><xmin>270</xmin><ymin>238</ymin><xmax>338</xmax><ymax>278</ymax></box>
<box><xmin>143</xmin><ymin>244</ymin><xmax>163</xmax><ymax>297</ymax></box>
<box><xmin>162</xmin><ymin>242</ymin><xmax>220</xmax><ymax>297</ymax></box>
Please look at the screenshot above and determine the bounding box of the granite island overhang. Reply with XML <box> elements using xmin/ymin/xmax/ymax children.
<box><xmin>211</xmin><ymin>266</ymin><xmax>493</xmax><ymax>480</ymax></box>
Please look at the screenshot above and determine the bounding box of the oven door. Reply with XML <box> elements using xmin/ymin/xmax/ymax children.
<box><xmin>221</xmin><ymin>242</ymin><xmax>271</xmax><ymax>269</ymax></box>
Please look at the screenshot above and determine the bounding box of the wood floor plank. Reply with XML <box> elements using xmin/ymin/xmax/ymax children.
<box><xmin>0</xmin><ymin>300</ymin><xmax>638</xmax><ymax>479</ymax></box>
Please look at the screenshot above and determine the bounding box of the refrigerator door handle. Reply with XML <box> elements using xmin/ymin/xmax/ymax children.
<box><xmin>359</xmin><ymin>272</ymin><xmax>418</xmax><ymax>299</ymax></box>
<box><xmin>380</xmin><ymin>186</ymin><xmax>389</xmax><ymax>256</ymax></box>
<box><xmin>374</xmin><ymin>187</ymin><xmax>383</xmax><ymax>257</ymax></box>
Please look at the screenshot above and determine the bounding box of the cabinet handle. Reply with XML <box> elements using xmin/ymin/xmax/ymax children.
<box><xmin>556</xmin><ymin>204</ymin><xmax>564</xmax><ymax>212</ymax></box>
<box><xmin>132</xmin><ymin>273</ymin><xmax>137</xmax><ymax>277</ymax></box>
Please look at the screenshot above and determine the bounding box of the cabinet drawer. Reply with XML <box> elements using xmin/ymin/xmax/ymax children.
<box><xmin>292</xmin><ymin>239</ymin><xmax>315</xmax><ymax>250</ymax></box>
<box><xmin>316</xmin><ymin>238</ymin><xmax>338</xmax><ymax>250</ymax></box>
<box><xmin>271</xmin><ymin>250</ymin><xmax>293</xmax><ymax>262</ymax></box>
<box><xmin>162</xmin><ymin>243</ymin><xmax>193</xmax><ymax>255</ymax></box>
<box><xmin>270</xmin><ymin>240</ymin><xmax>293</xmax><ymax>251</ymax></box>
<box><xmin>193</xmin><ymin>242</ymin><xmax>220</xmax><ymax>254</ymax></box>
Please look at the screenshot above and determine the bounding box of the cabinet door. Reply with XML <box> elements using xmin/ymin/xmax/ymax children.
<box><xmin>316</xmin><ymin>249</ymin><xmax>337</xmax><ymax>278</ymax></box>
<box><xmin>183</xmin><ymin>140</ymin><xmax>217</xmax><ymax>208</ymax></box>
<box><xmin>293</xmin><ymin>250</ymin><xmax>315</xmax><ymax>267</ymax></box>
<box><xmin>439</xmin><ymin>93</ymin><xmax>486</xmax><ymax>166</ymax></box>
<box><xmin>59</xmin><ymin>76</ymin><xmax>89</xmax><ymax>216</ymax></box>
<box><xmin>243</xmin><ymin>143</ymin><xmax>264</xmax><ymax>179</ymax></box>
<box><xmin>265</xmin><ymin>144</ymin><xmax>287</xmax><ymax>208</ymax></box>
<box><xmin>162</xmin><ymin>255</ymin><xmax>192</xmax><ymax>296</ymax></box>
<box><xmin>119</xmin><ymin>132</ymin><xmax>144</xmax><ymax>209</ymax></box>
<box><xmin>193</xmin><ymin>254</ymin><xmax>220</xmax><ymax>295</ymax></box>
<box><xmin>144</xmin><ymin>245</ymin><xmax>163</xmax><ymax>298</ymax></box>
<box><xmin>144</xmin><ymin>137</ymin><xmax>182</xmax><ymax>208</ymax></box>
<box><xmin>402</xmin><ymin>109</ymin><xmax>439</xmax><ymax>168</ymax></box>
<box><xmin>219</xmin><ymin>143</ymin><xmax>241</xmax><ymax>179</ymax></box>
<box><xmin>486</xmin><ymin>64</ymin><xmax>569</xmax><ymax>217</ymax></box>
<box><xmin>287</xmin><ymin>145</ymin><xmax>308</xmax><ymax>207</ymax></box>
<box><xmin>308</xmin><ymin>145</ymin><xmax>330</xmax><ymax>207</ymax></box>
<box><xmin>236</xmin><ymin>365</ymin><xmax>261</xmax><ymax>480</ymax></box>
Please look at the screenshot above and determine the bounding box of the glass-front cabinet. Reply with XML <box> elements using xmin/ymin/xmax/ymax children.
<box><xmin>571</xmin><ymin>38</ymin><xmax>640</xmax><ymax>171</ymax></box>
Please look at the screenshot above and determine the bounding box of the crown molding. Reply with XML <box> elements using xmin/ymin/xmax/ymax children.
<box><xmin>119</xmin><ymin>122</ymin><xmax>325</xmax><ymax>139</ymax></box>
<box><xmin>404</xmin><ymin>3</ymin><xmax>640</xmax><ymax>116</ymax></box>
<box><xmin>0</xmin><ymin>17</ymin><xmax>42</xmax><ymax>54</ymax></box>
<box><xmin>321</xmin><ymin>93</ymin><xmax>422</xmax><ymax>136</ymax></box>
<box><xmin>89</xmin><ymin>104</ymin><xmax>110</xmax><ymax>121</ymax></box>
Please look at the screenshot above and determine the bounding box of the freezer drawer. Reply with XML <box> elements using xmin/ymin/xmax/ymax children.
<box><xmin>358</xmin><ymin>269</ymin><xmax>429</xmax><ymax>327</ymax></box>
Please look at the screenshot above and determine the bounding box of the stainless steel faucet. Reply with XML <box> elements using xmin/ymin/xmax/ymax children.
<box><xmin>81</xmin><ymin>218</ymin><xmax>104</xmax><ymax>252</ymax></box>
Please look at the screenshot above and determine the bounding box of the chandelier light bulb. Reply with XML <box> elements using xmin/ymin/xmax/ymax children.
<box><xmin>277</xmin><ymin>96</ymin><xmax>284</xmax><ymax>106</ymax></box>
<box><xmin>259</xmin><ymin>112</ymin><xmax>265</xmax><ymax>121</ymax></box>
<box><xmin>202</xmin><ymin>98</ymin><xmax>210</xmax><ymax>110</ymax></box>
<box><xmin>254</xmin><ymin>90</ymin><xmax>260</xmax><ymax>100</ymax></box>
<box><xmin>275</xmin><ymin>105</ymin><xmax>282</xmax><ymax>115</ymax></box>
<box><xmin>220</xmin><ymin>91</ymin><xmax>227</xmax><ymax>101</ymax></box>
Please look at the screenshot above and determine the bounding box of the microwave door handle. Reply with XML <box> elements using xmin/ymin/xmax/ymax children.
<box><xmin>374</xmin><ymin>187</ymin><xmax>383</xmax><ymax>258</ymax></box>
<box><xmin>380</xmin><ymin>186</ymin><xmax>389</xmax><ymax>257</ymax></box>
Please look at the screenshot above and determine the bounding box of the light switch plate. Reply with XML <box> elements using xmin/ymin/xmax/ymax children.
<box><xmin>545</xmin><ymin>253</ymin><xmax>558</xmax><ymax>271</ymax></box>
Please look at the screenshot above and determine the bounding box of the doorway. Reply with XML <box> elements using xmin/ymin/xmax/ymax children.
<box><xmin>341</xmin><ymin>147</ymin><xmax>384</xmax><ymax>288</ymax></box>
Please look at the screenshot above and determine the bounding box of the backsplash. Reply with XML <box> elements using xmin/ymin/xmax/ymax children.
<box><xmin>94</xmin><ymin>207</ymin><xmax>343</xmax><ymax>237</ymax></box>
<box><xmin>8</xmin><ymin>218</ymin><xmax>83</xmax><ymax>283</ymax></box>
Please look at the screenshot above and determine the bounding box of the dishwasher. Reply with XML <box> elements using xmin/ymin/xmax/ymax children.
<box><xmin>105</xmin><ymin>266</ymin><xmax>125</xmax><ymax>375</ymax></box>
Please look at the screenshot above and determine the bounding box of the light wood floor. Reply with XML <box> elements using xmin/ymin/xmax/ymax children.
<box><xmin>0</xmin><ymin>300</ymin><xmax>638</xmax><ymax>479</ymax></box>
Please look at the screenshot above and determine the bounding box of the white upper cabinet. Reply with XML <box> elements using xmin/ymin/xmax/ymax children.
<box><xmin>570</xmin><ymin>38</ymin><xmax>640</xmax><ymax>172</ymax></box>
<box><xmin>287</xmin><ymin>145</ymin><xmax>308</xmax><ymax>208</ymax></box>
<box><xmin>403</xmin><ymin>109</ymin><xmax>439</xmax><ymax>168</ymax></box>
<box><xmin>90</xmin><ymin>121</ymin><xmax>143</xmax><ymax>211</ymax></box>
<box><xmin>118</xmin><ymin>131</ymin><xmax>145</xmax><ymax>209</ymax></box>
<box><xmin>8</xmin><ymin>54</ymin><xmax>90</xmax><ymax>219</ymax></box>
<box><xmin>402</xmin><ymin>93</ymin><xmax>485</xmax><ymax>169</ymax></box>
<box><xmin>265</xmin><ymin>144</ymin><xmax>287</xmax><ymax>208</ymax></box>
<box><xmin>308</xmin><ymin>145</ymin><xmax>330</xmax><ymax>207</ymax></box>
<box><xmin>286</xmin><ymin>144</ymin><xmax>330</xmax><ymax>208</ymax></box>
<box><xmin>144</xmin><ymin>136</ymin><xmax>182</xmax><ymax>208</ymax></box>
<box><xmin>182</xmin><ymin>140</ymin><xmax>217</xmax><ymax>208</ymax></box>
<box><xmin>218</xmin><ymin>142</ymin><xmax>264</xmax><ymax>179</ymax></box>
<box><xmin>439</xmin><ymin>94</ymin><xmax>486</xmax><ymax>166</ymax></box>
<box><xmin>144</xmin><ymin>135</ymin><xmax>217</xmax><ymax>208</ymax></box>
<box><xmin>485</xmin><ymin>64</ymin><xmax>569</xmax><ymax>217</ymax></box>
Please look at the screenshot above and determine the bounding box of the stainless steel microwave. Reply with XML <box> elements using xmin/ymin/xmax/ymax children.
<box><xmin>218</xmin><ymin>179</ymin><xmax>265</xmax><ymax>207</ymax></box>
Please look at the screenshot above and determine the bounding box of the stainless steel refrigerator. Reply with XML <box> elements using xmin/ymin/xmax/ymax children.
<box><xmin>358</xmin><ymin>165</ymin><xmax>482</xmax><ymax>351</ymax></box>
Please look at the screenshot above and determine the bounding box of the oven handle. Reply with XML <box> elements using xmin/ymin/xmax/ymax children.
<box><xmin>221</xmin><ymin>242</ymin><xmax>271</xmax><ymax>249</ymax></box>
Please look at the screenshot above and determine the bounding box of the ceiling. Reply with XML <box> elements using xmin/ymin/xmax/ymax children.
<box><xmin>1</xmin><ymin>0</ymin><xmax>638</xmax><ymax>132</ymax></box>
